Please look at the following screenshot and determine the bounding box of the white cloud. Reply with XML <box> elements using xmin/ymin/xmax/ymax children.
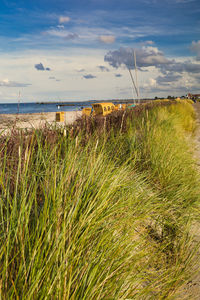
<box><xmin>149</xmin><ymin>78</ymin><xmax>157</xmax><ymax>87</ymax></box>
<box><xmin>190</xmin><ymin>40</ymin><xmax>200</xmax><ymax>60</ymax></box>
<box><xmin>59</xmin><ymin>16</ymin><xmax>70</xmax><ymax>24</ymax></box>
<box><xmin>0</xmin><ymin>48</ymin><xmax>112</xmax><ymax>102</ymax></box>
<box><xmin>0</xmin><ymin>79</ymin><xmax>31</xmax><ymax>87</ymax></box>
<box><xmin>156</xmin><ymin>73</ymin><xmax>182</xmax><ymax>85</ymax></box>
<box><xmin>57</xmin><ymin>25</ymin><xmax>65</xmax><ymax>29</ymax></box>
<box><xmin>144</xmin><ymin>40</ymin><xmax>154</xmax><ymax>45</ymax></box>
<box><xmin>45</xmin><ymin>29</ymin><xmax>78</xmax><ymax>40</ymax></box>
<box><xmin>0</xmin><ymin>45</ymin><xmax>198</xmax><ymax>102</ymax></box>
<box><xmin>104</xmin><ymin>46</ymin><xmax>171</xmax><ymax>69</ymax></box>
<box><xmin>191</xmin><ymin>40</ymin><xmax>200</xmax><ymax>50</ymax></box>
<box><xmin>142</xmin><ymin>78</ymin><xmax>156</xmax><ymax>89</ymax></box>
<box><xmin>99</xmin><ymin>35</ymin><xmax>115</xmax><ymax>44</ymax></box>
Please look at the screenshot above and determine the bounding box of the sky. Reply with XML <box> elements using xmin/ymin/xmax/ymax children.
<box><xmin>0</xmin><ymin>0</ymin><xmax>200</xmax><ymax>102</ymax></box>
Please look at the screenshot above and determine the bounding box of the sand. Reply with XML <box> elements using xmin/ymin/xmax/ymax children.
<box><xmin>177</xmin><ymin>103</ymin><xmax>200</xmax><ymax>299</ymax></box>
<box><xmin>0</xmin><ymin>111</ymin><xmax>82</xmax><ymax>133</ymax></box>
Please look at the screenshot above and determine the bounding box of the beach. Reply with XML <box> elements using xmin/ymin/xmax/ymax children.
<box><xmin>0</xmin><ymin>111</ymin><xmax>82</xmax><ymax>132</ymax></box>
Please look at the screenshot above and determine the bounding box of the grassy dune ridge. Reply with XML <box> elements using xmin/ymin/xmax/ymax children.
<box><xmin>0</xmin><ymin>100</ymin><xmax>199</xmax><ymax>299</ymax></box>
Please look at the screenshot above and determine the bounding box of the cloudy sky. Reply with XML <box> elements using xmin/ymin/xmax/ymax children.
<box><xmin>0</xmin><ymin>0</ymin><xmax>200</xmax><ymax>102</ymax></box>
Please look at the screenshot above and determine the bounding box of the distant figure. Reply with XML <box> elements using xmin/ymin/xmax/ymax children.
<box><xmin>57</xmin><ymin>105</ymin><xmax>60</xmax><ymax>109</ymax></box>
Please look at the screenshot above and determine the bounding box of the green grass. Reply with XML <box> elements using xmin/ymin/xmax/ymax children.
<box><xmin>0</xmin><ymin>101</ymin><xmax>199</xmax><ymax>299</ymax></box>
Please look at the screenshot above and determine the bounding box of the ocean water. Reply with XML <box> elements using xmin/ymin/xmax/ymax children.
<box><xmin>0</xmin><ymin>102</ymin><xmax>91</xmax><ymax>114</ymax></box>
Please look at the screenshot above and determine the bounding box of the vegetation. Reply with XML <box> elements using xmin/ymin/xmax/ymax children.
<box><xmin>0</xmin><ymin>100</ymin><xmax>199</xmax><ymax>299</ymax></box>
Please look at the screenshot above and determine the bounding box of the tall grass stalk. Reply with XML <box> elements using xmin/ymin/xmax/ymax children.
<box><xmin>0</xmin><ymin>101</ymin><xmax>199</xmax><ymax>298</ymax></box>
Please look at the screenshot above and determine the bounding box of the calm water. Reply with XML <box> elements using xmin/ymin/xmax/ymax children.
<box><xmin>0</xmin><ymin>102</ymin><xmax>92</xmax><ymax>114</ymax></box>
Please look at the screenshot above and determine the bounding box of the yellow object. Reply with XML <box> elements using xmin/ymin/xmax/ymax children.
<box><xmin>56</xmin><ymin>111</ymin><xmax>65</xmax><ymax>122</ymax></box>
<box><xmin>92</xmin><ymin>103</ymin><xmax>115</xmax><ymax>116</ymax></box>
<box><xmin>82</xmin><ymin>107</ymin><xmax>92</xmax><ymax>116</ymax></box>
<box><xmin>82</xmin><ymin>102</ymin><xmax>126</xmax><ymax>117</ymax></box>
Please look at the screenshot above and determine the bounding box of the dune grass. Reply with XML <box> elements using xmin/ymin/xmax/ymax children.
<box><xmin>0</xmin><ymin>100</ymin><xmax>199</xmax><ymax>299</ymax></box>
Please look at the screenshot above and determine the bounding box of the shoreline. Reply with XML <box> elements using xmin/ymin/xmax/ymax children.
<box><xmin>0</xmin><ymin>111</ymin><xmax>82</xmax><ymax>132</ymax></box>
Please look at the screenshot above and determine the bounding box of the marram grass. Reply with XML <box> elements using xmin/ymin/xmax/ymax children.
<box><xmin>0</xmin><ymin>101</ymin><xmax>199</xmax><ymax>299</ymax></box>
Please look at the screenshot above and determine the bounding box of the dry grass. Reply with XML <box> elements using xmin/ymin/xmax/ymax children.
<box><xmin>0</xmin><ymin>100</ymin><xmax>199</xmax><ymax>299</ymax></box>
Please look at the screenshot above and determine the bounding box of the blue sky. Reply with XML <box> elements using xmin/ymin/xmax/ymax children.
<box><xmin>0</xmin><ymin>0</ymin><xmax>199</xmax><ymax>102</ymax></box>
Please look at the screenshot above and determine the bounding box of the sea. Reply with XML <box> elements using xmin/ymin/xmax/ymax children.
<box><xmin>0</xmin><ymin>102</ymin><xmax>92</xmax><ymax>114</ymax></box>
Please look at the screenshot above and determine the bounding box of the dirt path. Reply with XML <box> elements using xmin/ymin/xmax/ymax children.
<box><xmin>177</xmin><ymin>103</ymin><xmax>200</xmax><ymax>299</ymax></box>
<box><xmin>193</xmin><ymin>103</ymin><xmax>200</xmax><ymax>165</ymax></box>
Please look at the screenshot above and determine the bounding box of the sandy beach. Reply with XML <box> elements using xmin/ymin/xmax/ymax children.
<box><xmin>0</xmin><ymin>111</ymin><xmax>82</xmax><ymax>133</ymax></box>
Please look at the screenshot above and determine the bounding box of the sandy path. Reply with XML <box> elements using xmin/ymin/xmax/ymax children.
<box><xmin>177</xmin><ymin>103</ymin><xmax>200</xmax><ymax>299</ymax></box>
<box><xmin>0</xmin><ymin>111</ymin><xmax>82</xmax><ymax>133</ymax></box>
<box><xmin>187</xmin><ymin>103</ymin><xmax>200</xmax><ymax>298</ymax></box>
<box><xmin>193</xmin><ymin>103</ymin><xmax>200</xmax><ymax>166</ymax></box>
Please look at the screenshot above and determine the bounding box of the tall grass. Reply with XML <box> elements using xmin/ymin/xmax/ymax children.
<box><xmin>0</xmin><ymin>101</ymin><xmax>199</xmax><ymax>299</ymax></box>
